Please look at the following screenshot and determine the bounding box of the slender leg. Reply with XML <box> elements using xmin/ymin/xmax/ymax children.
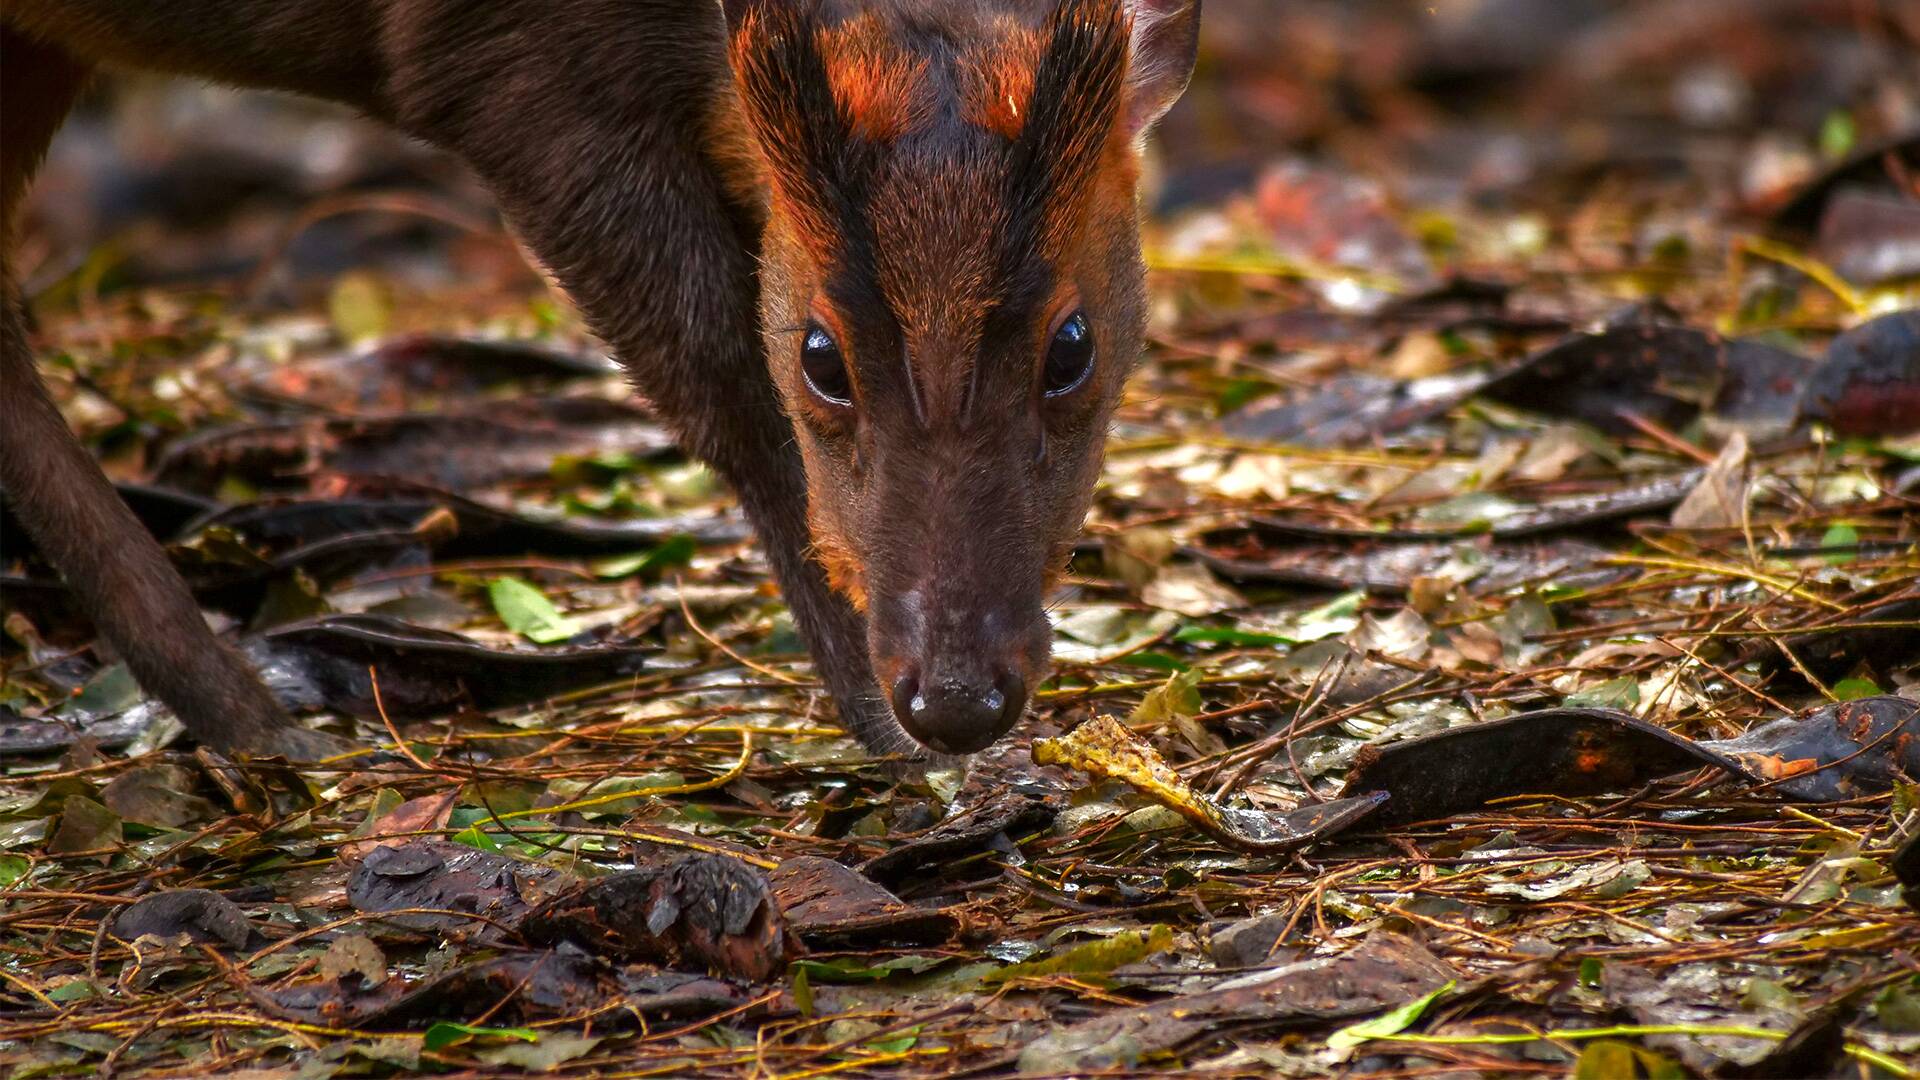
<box><xmin>0</xmin><ymin>29</ymin><xmax>312</xmax><ymax>755</ymax></box>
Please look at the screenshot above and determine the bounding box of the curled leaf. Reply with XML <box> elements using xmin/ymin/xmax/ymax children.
<box><xmin>1032</xmin><ymin>715</ymin><xmax>1383</xmax><ymax>853</ymax></box>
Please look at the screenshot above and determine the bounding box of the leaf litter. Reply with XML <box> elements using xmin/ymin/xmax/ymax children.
<box><xmin>6</xmin><ymin>3</ymin><xmax>1920</xmax><ymax>1077</ymax></box>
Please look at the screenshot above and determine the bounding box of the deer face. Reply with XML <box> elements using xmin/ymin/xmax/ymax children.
<box><xmin>725</xmin><ymin>0</ymin><xmax>1198</xmax><ymax>754</ymax></box>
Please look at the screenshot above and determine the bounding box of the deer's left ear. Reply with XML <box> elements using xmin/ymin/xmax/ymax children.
<box><xmin>1125</xmin><ymin>0</ymin><xmax>1200</xmax><ymax>136</ymax></box>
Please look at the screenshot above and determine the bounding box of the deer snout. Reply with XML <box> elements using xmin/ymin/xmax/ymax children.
<box><xmin>888</xmin><ymin>666</ymin><xmax>1025</xmax><ymax>755</ymax></box>
<box><xmin>870</xmin><ymin>588</ymin><xmax>1042</xmax><ymax>755</ymax></box>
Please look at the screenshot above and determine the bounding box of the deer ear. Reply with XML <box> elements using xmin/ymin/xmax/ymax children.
<box><xmin>1125</xmin><ymin>0</ymin><xmax>1200</xmax><ymax>136</ymax></box>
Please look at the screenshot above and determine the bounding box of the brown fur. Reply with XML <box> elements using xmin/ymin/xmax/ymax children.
<box><xmin>0</xmin><ymin>0</ymin><xmax>1199</xmax><ymax>759</ymax></box>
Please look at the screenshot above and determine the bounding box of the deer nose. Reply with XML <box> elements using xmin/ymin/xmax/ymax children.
<box><xmin>889</xmin><ymin>668</ymin><xmax>1025</xmax><ymax>755</ymax></box>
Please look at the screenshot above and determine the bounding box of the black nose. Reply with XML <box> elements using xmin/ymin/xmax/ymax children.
<box><xmin>889</xmin><ymin>668</ymin><xmax>1025</xmax><ymax>754</ymax></box>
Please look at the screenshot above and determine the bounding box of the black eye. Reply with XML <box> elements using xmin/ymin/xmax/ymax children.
<box><xmin>800</xmin><ymin>323</ymin><xmax>852</xmax><ymax>405</ymax></box>
<box><xmin>1043</xmin><ymin>310</ymin><xmax>1095</xmax><ymax>398</ymax></box>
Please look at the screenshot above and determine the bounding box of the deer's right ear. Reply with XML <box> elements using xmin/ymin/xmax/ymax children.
<box><xmin>1125</xmin><ymin>0</ymin><xmax>1201</xmax><ymax>136</ymax></box>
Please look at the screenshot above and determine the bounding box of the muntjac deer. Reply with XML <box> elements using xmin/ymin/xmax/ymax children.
<box><xmin>0</xmin><ymin>0</ymin><xmax>1199</xmax><ymax>759</ymax></box>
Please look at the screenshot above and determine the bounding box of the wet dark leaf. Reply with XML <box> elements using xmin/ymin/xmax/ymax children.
<box><xmin>1207</xmin><ymin>913</ymin><xmax>1306</xmax><ymax>968</ymax></box>
<box><xmin>1714</xmin><ymin>1009</ymin><xmax>1847</xmax><ymax>1079</ymax></box>
<box><xmin>153</xmin><ymin>397</ymin><xmax>676</xmax><ymax>495</ymax></box>
<box><xmin>255</xmin><ymin>948</ymin><xmax>608</xmax><ymax>1027</ymax></box>
<box><xmin>1753</xmin><ymin>592</ymin><xmax>1920</xmax><ymax>685</ymax></box>
<box><xmin>1246</xmin><ymin>469</ymin><xmax>1702</xmax><ymax>542</ymax></box>
<box><xmin>860</xmin><ymin>783</ymin><xmax>1064</xmax><ymax>886</ymax></box>
<box><xmin>1699</xmin><ymin>695</ymin><xmax>1920</xmax><ymax>801</ymax></box>
<box><xmin>1195</xmin><ymin>534</ymin><xmax>1612</xmax><ymax>594</ymax></box>
<box><xmin>99</xmin><ymin>764</ymin><xmax>218</xmax><ymax>828</ymax></box>
<box><xmin>1340</xmin><ymin>707</ymin><xmax>1739</xmax><ymax>823</ymax></box>
<box><xmin>1768</xmin><ymin>132</ymin><xmax>1920</xmax><ymax>237</ymax></box>
<box><xmin>245</xmin><ymin>334</ymin><xmax>619</xmax><ymax>408</ymax></box>
<box><xmin>1220</xmin><ymin>371</ymin><xmax>1483</xmax><ymax>447</ymax></box>
<box><xmin>110</xmin><ymin>889</ymin><xmax>260</xmax><ymax>950</ymax></box>
<box><xmin>767</xmin><ymin>856</ymin><xmax>959</xmax><ymax>948</ymax></box>
<box><xmin>194</xmin><ymin>485</ymin><xmax>746</xmax><ymax>558</ymax></box>
<box><xmin>247</xmin><ymin>614</ymin><xmax>647</xmax><ymax>718</ymax></box>
<box><xmin>347</xmin><ymin>839</ymin><xmax>564</xmax><ymax>937</ymax></box>
<box><xmin>1480</xmin><ymin>319</ymin><xmax>1814</xmax><ymax>436</ymax></box>
<box><xmin>1816</xmin><ymin>189</ymin><xmax>1920</xmax><ymax>286</ymax></box>
<box><xmin>1894</xmin><ymin>829</ymin><xmax>1920</xmax><ymax>910</ymax></box>
<box><xmin>1798</xmin><ymin>309</ymin><xmax>1920</xmax><ymax>436</ymax></box>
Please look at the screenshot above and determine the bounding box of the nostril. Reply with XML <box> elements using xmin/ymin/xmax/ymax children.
<box><xmin>889</xmin><ymin>673</ymin><xmax>921</xmax><ymax>728</ymax></box>
<box><xmin>994</xmin><ymin>670</ymin><xmax>1027</xmax><ymax>728</ymax></box>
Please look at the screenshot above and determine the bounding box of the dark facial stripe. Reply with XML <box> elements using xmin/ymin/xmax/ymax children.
<box><xmin>734</xmin><ymin>4</ymin><xmax>907</xmax><ymax>412</ymax></box>
<box><xmin>997</xmin><ymin>0</ymin><xmax>1128</xmax><ymax>283</ymax></box>
<box><xmin>731</xmin><ymin>5</ymin><xmax>884</xmax><ymax>274</ymax></box>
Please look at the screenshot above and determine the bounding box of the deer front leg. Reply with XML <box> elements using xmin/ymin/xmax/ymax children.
<box><xmin>0</xmin><ymin>30</ymin><xmax>330</xmax><ymax>759</ymax></box>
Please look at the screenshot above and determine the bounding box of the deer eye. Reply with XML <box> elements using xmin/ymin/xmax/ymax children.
<box><xmin>800</xmin><ymin>323</ymin><xmax>852</xmax><ymax>405</ymax></box>
<box><xmin>1043</xmin><ymin>310</ymin><xmax>1095</xmax><ymax>398</ymax></box>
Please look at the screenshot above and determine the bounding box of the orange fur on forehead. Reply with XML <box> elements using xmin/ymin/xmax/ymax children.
<box><xmin>815</xmin><ymin>12</ymin><xmax>933</xmax><ymax>142</ymax></box>
<box><xmin>958</xmin><ymin>23</ymin><xmax>1047</xmax><ymax>139</ymax></box>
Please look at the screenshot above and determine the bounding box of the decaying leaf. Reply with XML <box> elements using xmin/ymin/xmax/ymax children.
<box><xmin>767</xmin><ymin>856</ymin><xmax>959</xmax><ymax>947</ymax></box>
<box><xmin>1015</xmin><ymin>933</ymin><xmax>1458</xmax><ymax>1073</ymax></box>
<box><xmin>523</xmin><ymin>854</ymin><xmax>796</xmax><ymax>982</ymax></box>
<box><xmin>1034</xmin><ymin>715</ymin><xmax>1385</xmax><ymax>853</ymax></box>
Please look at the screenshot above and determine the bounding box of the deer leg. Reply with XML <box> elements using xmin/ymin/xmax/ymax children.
<box><xmin>0</xmin><ymin>28</ymin><xmax>317</xmax><ymax>757</ymax></box>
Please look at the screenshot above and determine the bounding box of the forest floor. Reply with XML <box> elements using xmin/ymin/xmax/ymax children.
<box><xmin>5</xmin><ymin>4</ymin><xmax>1920</xmax><ymax>1077</ymax></box>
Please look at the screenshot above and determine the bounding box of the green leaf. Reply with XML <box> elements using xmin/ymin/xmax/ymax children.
<box><xmin>0</xmin><ymin>854</ymin><xmax>28</xmax><ymax>887</ymax></box>
<box><xmin>422</xmin><ymin>1022</ymin><xmax>539</xmax><ymax>1052</ymax></box>
<box><xmin>1578</xmin><ymin>956</ymin><xmax>1604</xmax><ymax>988</ymax></box>
<box><xmin>451</xmin><ymin>824</ymin><xmax>502</xmax><ymax>851</ymax></box>
<box><xmin>1121</xmin><ymin>651</ymin><xmax>1189</xmax><ymax>672</ymax></box>
<box><xmin>1831</xmin><ymin>677</ymin><xmax>1881</xmax><ymax>701</ymax></box>
<box><xmin>985</xmin><ymin>925</ymin><xmax>1173</xmax><ymax>985</ymax></box>
<box><xmin>59</xmin><ymin>663</ymin><xmax>141</xmax><ymax>719</ymax></box>
<box><xmin>1172</xmin><ymin>625</ymin><xmax>1295</xmax><ymax>648</ymax></box>
<box><xmin>591</xmin><ymin>534</ymin><xmax>697</xmax><ymax>579</ymax></box>
<box><xmin>1741</xmin><ymin>978</ymin><xmax>1799</xmax><ymax>1012</ymax></box>
<box><xmin>1874</xmin><ymin>978</ymin><xmax>1920</xmax><ymax>1032</ymax></box>
<box><xmin>1288</xmin><ymin>590</ymin><xmax>1366</xmax><ymax>642</ymax></box>
<box><xmin>867</xmin><ymin>1028</ymin><xmax>920</xmax><ymax>1054</ymax></box>
<box><xmin>1215</xmin><ymin>377</ymin><xmax>1278</xmax><ymax>414</ymax></box>
<box><xmin>789</xmin><ymin>955</ymin><xmax>945</xmax><ymax>984</ymax></box>
<box><xmin>1819</xmin><ymin>523</ymin><xmax>1858</xmax><ymax>563</ymax></box>
<box><xmin>476</xmin><ymin>1033</ymin><xmax>602</xmax><ymax>1070</ymax></box>
<box><xmin>48</xmin><ymin>980</ymin><xmax>98</xmax><ymax>1003</ymax></box>
<box><xmin>1566</xmin><ymin>675</ymin><xmax>1639</xmax><ymax>710</ymax></box>
<box><xmin>488</xmin><ymin>577</ymin><xmax>581</xmax><ymax>644</ymax></box>
<box><xmin>792</xmin><ymin>964</ymin><xmax>814</xmax><ymax>1017</ymax></box>
<box><xmin>1819</xmin><ymin>110</ymin><xmax>1856</xmax><ymax>159</ymax></box>
<box><xmin>1326</xmin><ymin>981</ymin><xmax>1454</xmax><ymax>1052</ymax></box>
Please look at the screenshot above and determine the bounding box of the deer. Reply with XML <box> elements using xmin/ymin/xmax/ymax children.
<box><xmin>0</xmin><ymin>0</ymin><xmax>1200</xmax><ymax>761</ymax></box>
